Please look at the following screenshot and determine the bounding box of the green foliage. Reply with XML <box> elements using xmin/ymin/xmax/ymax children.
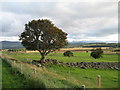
<box><xmin>63</xmin><ymin>51</ymin><xmax>74</xmax><ymax>57</ymax></box>
<box><xmin>19</xmin><ymin>19</ymin><xmax>68</xmax><ymax>60</ymax></box>
<box><xmin>90</xmin><ymin>48</ymin><xmax>103</xmax><ymax>59</ymax></box>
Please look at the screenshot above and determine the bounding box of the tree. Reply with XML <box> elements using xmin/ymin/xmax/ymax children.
<box><xmin>90</xmin><ymin>48</ymin><xmax>103</xmax><ymax>59</ymax></box>
<box><xmin>19</xmin><ymin>19</ymin><xmax>68</xmax><ymax>62</ymax></box>
<box><xmin>63</xmin><ymin>51</ymin><xmax>74</xmax><ymax>57</ymax></box>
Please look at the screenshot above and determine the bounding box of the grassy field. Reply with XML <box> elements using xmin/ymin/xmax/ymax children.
<box><xmin>45</xmin><ymin>65</ymin><xmax>119</xmax><ymax>88</ymax></box>
<box><xmin>2</xmin><ymin>51</ymin><xmax>119</xmax><ymax>63</ymax></box>
<box><xmin>1</xmin><ymin>58</ymin><xmax>119</xmax><ymax>88</ymax></box>
<box><xmin>1</xmin><ymin>50</ymin><xmax>119</xmax><ymax>88</ymax></box>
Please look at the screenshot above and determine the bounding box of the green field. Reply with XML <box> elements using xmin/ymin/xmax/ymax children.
<box><xmin>1</xmin><ymin>51</ymin><xmax>119</xmax><ymax>88</ymax></box>
<box><xmin>46</xmin><ymin>65</ymin><xmax>119</xmax><ymax>88</ymax></box>
<box><xmin>3</xmin><ymin>51</ymin><xmax>119</xmax><ymax>63</ymax></box>
<box><xmin>1</xmin><ymin>58</ymin><xmax>119</xmax><ymax>88</ymax></box>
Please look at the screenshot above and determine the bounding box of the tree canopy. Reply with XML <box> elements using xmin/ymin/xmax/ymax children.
<box><xmin>90</xmin><ymin>48</ymin><xmax>103</xmax><ymax>59</ymax></box>
<box><xmin>19</xmin><ymin>19</ymin><xmax>68</xmax><ymax>61</ymax></box>
<box><xmin>63</xmin><ymin>51</ymin><xmax>74</xmax><ymax>57</ymax></box>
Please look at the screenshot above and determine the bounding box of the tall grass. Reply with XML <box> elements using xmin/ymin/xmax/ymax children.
<box><xmin>2</xmin><ymin>58</ymin><xmax>46</xmax><ymax>88</ymax></box>
<box><xmin>2</xmin><ymin>58</ymin><xmax>81</xmax><ymax>88</ymax></box>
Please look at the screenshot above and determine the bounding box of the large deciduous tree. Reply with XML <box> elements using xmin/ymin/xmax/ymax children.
<box><xmin>19</xmin><ymin>19</ymin><xmax>68</xmax><ymax>62</ymax></box>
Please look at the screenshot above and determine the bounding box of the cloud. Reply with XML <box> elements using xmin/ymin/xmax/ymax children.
<box><xmin>2</xmin><ymin>12</ymin><xmax>32</xmax><ymax>36</ymax></box>
<box><xmin>1</xmin><ymin>1</ymin><xmax>118</xmax><ymax>42</ymax></box>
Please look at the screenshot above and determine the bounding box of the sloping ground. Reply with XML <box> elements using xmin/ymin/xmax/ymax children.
<box><xmin>2</xmin><ymin>59</ymin><xmax>45</xmax><ymax>88</ymax></box>
<box><xmin>2</xmin><ymin>58</ymin><xmax>80</xmax><ymax>88</ymax></box>
<box><xmin>0</xmin><ymin>59</ymin><xmax>2</xmax><ymax>89</ymax></box>
<box><xmin>1</xmin><ymin>52</ymin><xmax>119</xmax><ymax>88</ymax></box>
<box><xmin>1</xmin><ymin>58</ymin><xmax>119</xmax><ymax>88</ymax></box>
<box><xmin>2</xmin><ymin>59</ymin><xmax>28</xmax><ymax>88</ymax></box>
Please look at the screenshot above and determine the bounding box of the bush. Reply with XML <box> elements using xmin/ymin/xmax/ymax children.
<box><xmin>63</xmin><ymin>51</ymin><xmax>74</xmax><ymax>57</ymax></box>
<box><xmin>90</xmin><ymin>48</ymin><xmax>103</xmax><ymax>59</ymax></box>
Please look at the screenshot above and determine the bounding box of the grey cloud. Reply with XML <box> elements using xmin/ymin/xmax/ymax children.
<box><xmin>2</xmin><ymin>2</ymin><xmax>58</xmax><ymax>17</ymax></box>
<box><xmin>1</xmin><ymin>2</ymin><xmax>118</xmax><ymax>42</ymax></box>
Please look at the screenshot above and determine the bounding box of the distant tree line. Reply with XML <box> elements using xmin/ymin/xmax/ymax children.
<box><xmin>8</xmin><ymin>49</ymin><xmax>26</xmax><ymax>52</ymax></box>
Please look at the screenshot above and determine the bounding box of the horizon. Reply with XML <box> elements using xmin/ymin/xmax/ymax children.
<box><xmin>1</xmin><ymin>40</ymin><xmax>119</xmax><ymax>43</ymax></box>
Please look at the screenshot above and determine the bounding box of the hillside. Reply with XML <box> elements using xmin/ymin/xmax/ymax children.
<box><xmin>1</xmin><ymin>41</ymin><xmax>119</xmax><ymax>49</ymax></box>
<box><xmin>1</xmin><ymin>41</ymin><xmax>24</xmax><ymax>49</ymax></box>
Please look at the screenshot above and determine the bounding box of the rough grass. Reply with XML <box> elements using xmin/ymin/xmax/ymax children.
<box><xmin>2</xmin><ymin>59</ymin><xmax>30</xmax><ymax>88</ymax></box>
<box><xmin>2</xmin><ymin>58</ymin><xmax>119</xmax><ymax>88</ymax></box>
<box><xmin>1</xmin><ymin>51</ymin><xmax>119</xmax><ymax>88</ymax></box>
<box><xmin>46</xmin><ymin>64</ymin><xmax>119</xmax><ymax>88</ymax></box>
<box><xmin>2</xmin><ymin>58</ymin><xmax>80</xmax><ymax>88</ymax></box>
<box><xmin>2</xmin><ymin>58</ymin><xmax>46</xmax><ymax>88</ymax></box>
<box><xmin>0</xmin><ymin>59</ymin><xmax>2</xmax><ymax>89</ymax></box>
<box><xmin>3</xmin><ymin>58</ymin><xmax>118</xmax><ymax>88</ymax></box>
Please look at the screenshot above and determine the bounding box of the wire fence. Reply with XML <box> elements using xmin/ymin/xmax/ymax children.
<box><xmin>3</xmin><ymin>58</ymin><xmax>102</xmax><ymax>88</ymax></box>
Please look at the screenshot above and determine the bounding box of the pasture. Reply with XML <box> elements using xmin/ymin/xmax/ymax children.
<box><xmin>1</xmin><ymin>58</ymin><xmax>119</xmax><ymax>88</ymax></box>
<box><xmin>2</xmin><ymin>51</ymin><xmax>119</xmax><ymax>63</ymax></box>
<box><xmin>1</xmin><ymin>48</ymin><xmax>119</xmax><ymax>88</ymax></box>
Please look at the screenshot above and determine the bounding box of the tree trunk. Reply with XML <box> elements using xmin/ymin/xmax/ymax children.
<box><xmin>40</xmin><ymin>53</ymin><xmax>46</xmax><ymax>63</ymax></box>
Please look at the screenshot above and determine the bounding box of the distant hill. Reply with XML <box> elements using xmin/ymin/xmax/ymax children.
<box><xmin>66</xmin><ymin>41</ymin><xmax>118</xmax><ymax>48</ymax></box>
<box><xmin>1</xmin><ymin>41</ymin><xmax>118</xmax><ymax>49</ymax></box>
<box><xmin>1</xmin><ymin>41</ymin><xmax>24</xmax><ymax>49</ymax></box>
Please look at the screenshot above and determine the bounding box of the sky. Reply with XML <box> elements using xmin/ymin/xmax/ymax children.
<box><xmin>0</xmin><ymin>0</ymin><xmax>119</xmax><ymax>43</ymax></box>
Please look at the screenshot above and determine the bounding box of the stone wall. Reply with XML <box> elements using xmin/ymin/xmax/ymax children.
<box><xmin>66</xmin><ymin>62</ymin><xmax>119</xmax><ymax>70</ymax></box>
<box><xmin>30</xmin><ymin>59</ymin><xmax>119</xmax><ymax>70</ymax></box>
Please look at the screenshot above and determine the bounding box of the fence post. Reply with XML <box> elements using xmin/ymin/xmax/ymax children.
<box><xmin>13</xmin><ymin>60</ymin><xmax>15</xmax><ymax>67</ymax></box>
<box><xmin>81</xmin><ymin>85</ymin><xmax>85</xmax><ymax>90</ymax></box>
<box><xmin>34</xmin><ymin>68</ymin><xmax>36</xmax><ymax>78</ymax></box>
<box><xmin>68</xmin><ymin>70</ymin><xmax>70</xmax><ymax>80</ymax></box>
<box><xmin>20</xmin><ymin>63</ymin><xmax>23</xmax><ymax>74</ymax></box>
<box><xmin>13</xmin><ymin>60</ymin><xmax>16</xmax><ymax>74</ymax></box>
<box><xmin>97</xmin><ymin>75</ymin><xmax>101</xmax><ymax>88</ymax></box>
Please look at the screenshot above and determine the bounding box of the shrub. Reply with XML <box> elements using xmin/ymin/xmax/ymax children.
<box><xmin>90</xmin><ymin>48</ymin><xmax>103</xmax><ymax>59</ymax></box>
<box><xmin>63</xmin><ymin>51</ymin><xmax>74</xmax><ymax>57</ymax></box>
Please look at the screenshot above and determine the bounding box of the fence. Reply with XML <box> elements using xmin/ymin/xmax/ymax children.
<box><xmin>3</xmin><ymin>58</ymin><xmax>102</xmax><ymax>88</ymax></box>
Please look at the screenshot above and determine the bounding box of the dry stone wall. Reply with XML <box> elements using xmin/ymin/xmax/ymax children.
<box><xmin>30</xmin><ymin>59</ymin><xmax>119</xmax><ymax>70</ymax></box>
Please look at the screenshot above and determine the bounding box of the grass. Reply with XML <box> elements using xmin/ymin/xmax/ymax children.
<box><xmin>1</xmin><ymin>51</ymin><xmax>119</xmax><ymax>88</ymax></box>
<box><xmin>2</xmin><ymin>51</ymin><xmax>119</xmax><ymax>63</ymax></box>
<box><xmin>2</xmin><ymin>58</ymin><xmax>45</xmax><ymax>88</ymax></box>
<box><xmin>2</xmin><ymin>58</ymin><xmax>80</xmax><ymax>88</ymax></box>
<box><xmin>0</xmin><ymin>59</ymin><xmax>2</xmax><ymax>89</ymax></box>
<box><xmin>45</xmin><ymin>65</ymin><xmax>119</xmax><ymax>88</ymax></box>
<box><xmin>2</xmin><ymin>58</ymin><xmax>119</xmax><ymax>88</ymax></box>
<box><xmin>2</xmin><ymin>58</ymin><xmax>29</xmax><ymax>88</ymax></box>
